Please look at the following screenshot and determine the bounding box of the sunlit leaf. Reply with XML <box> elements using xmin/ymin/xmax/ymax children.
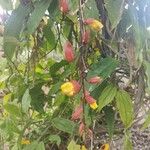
<box><xmin>115</xmin><ymin>90</ymin><xmax>134</xmax><ymax>128</ymax></box>
<box><xmin>98</xmin><ymin>84</ymin><xmax>117</xmax><ymax>111</ymax></box>
<box><xmin>67</xmin><ymin>140</ymin><xmax>80</xmax><ymax>150</ymax></box>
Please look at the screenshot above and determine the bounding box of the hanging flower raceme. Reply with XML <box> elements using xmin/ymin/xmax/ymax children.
<box><xmin>83</xmin><ymin>18</ymin><xmax>103</xmax><ymax>31</ymax></box>
<box><xmin>79</xmin><ymin>122</ymin><xmax>93</xmax><ymax>137</ymax></box>
<box><xmin>82</xmin><ymin>30</ymin><xmax>90</xmax><ymax>45</ymax></box>
<box><xmin>71</xmin><ymin>105</ymin><xmax>83</xmax><ymax>120</ymax></box>
<box><xmin>59</xmin><ymin>0</ymin><xmax>69</xmax><ymax>14</ymax></box>
<box><xmin>85</xmin><ymin>91</ymin><xmax>98</xmax><ymax>110</ymax></box>
<box><xmin>61</xmin><ymin>80</ymin><xmax>81</xmax><ymax>96</ymax></box>
<box><xmin>100</xmin><ymin>143</ymin><xmax>110</xmax><ymax>150</ymax></box>
<box><xmin>64</xmin><ymin>41</ymin><xmax>75</xmax><ymax>62</ymax></box>
<box><xmin>88</xmin><ymin>76</ymin><xmax>102</xmax><ymax>84</ymax></box>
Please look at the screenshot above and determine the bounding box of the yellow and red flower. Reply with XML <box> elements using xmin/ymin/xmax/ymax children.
<box><xmin>61</xmin><ymin>80</ymin><xmax>81</xmax><ymax>96</ymax></box>
<box><xmin>84</xmin><ymin>18</ymin><xmax>103</xmax><ymax>31</ymax></box>
<box><xmin>59</xmin><ymin>0</ymin><xmax>69</xmax><ymax>14</ymax></box>
<box><xmin>85</xmin><ymin>91</ymin><xmax>98</xmax><ymax>109</ymax></box>
<box><xmin>64</xmin><ymin>41</ymin><xmax>75</xmax><ymax>62</ymax></box>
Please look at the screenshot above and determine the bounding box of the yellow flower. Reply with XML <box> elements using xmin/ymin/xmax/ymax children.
<box><xmin>21</xmin><ymin>139</ymin><xmax>30</xmax><ymax>145</ymax></box>
<box><xmin>61</xmin><ymin>82</ymin><xmax>74</xmax><ymax>96</ymax></box>
<box><xmin>81</xmin><ymin>145</ymin><xmax>87</xmax><ymax>150</ymax></box>
<box><xmin>90</xmin><ymin>102</ymin><xmax>98</xmax><ymax>110</ymax></box>
<box><xmin>61</xmin><ymin>80</ymin><xmax>81</xmax><ymax>97</ymax></box>
<box><xmin>84</xmin><ymin>18</ymin><xmax>103</xmax><ymax>31</ymax></box>
<box><xmin>100</xmin><ymin>143</ymin><xmax>110</xmax><ymax>150</ymax></box>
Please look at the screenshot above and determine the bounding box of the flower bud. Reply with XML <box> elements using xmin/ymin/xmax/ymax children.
<box><xmin>79</xmin><ymin>122</ymin><xmax>85</xmax><ymax>136</ymax></box>
<box><xmin>84</xmin><ymin>18</ymin><xmax>103</xmax><ymax>31</ymax></box>
<box><xmin>59</xmin><ymin>0</ymin><xmax>69</xmax><ymax>14</ymax></box>
<box><xmin>64</xmin><ymin>41</ymin><xmax>75</xmax><ymax>62</ymax></box>
<box><xmin>61</xmin><ymin>80</ymin><xmax>81</xmax><ymax>96</ymax></box>
<box><xmin>88</xmin><ymin>76</ymin><xmax>102</xmax><ymax>84</ymax></box>
<box><xmin>84</xmin><ymin>91</ymin><xmax>98</xmax><ymax>110</ymax></box>
<box><xmin>82</xmin><ymin>30</ymin><xmax>90</xmax><ymax>44</ymax></box>
<box><xmin>71</xmin><ymin>105</ymin><xmax>83</xmax><ymax>120</ymax></box>
<box><xmin>100</xmin><ymin>143</ymin><xmax>110</xmax><ymax>150</ymax></box>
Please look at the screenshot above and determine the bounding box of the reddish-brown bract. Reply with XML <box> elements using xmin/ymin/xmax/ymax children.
<box><xmin>71</xmin><ymin>80</ymin><xmax>81</xmax><ymax>94</ymax></box>
<box><xmin>64</xmin><ymin>41</ymin><xmax>75</xmax><ymax>62</ymax></box>
<box><xmin>82</xmin><ymin>30</ymin><xmax>90</xmax><ymax>44</ymax></box>
<box><xmin>59</xmin><ymin>0</ymin><xmax>69</xmax><ymax>14</ymax></box>
<box><xmin>88</xmin><ymin>76</ymin><xmax>102</xmax><ymax>84</ymax></box>
<box><xmin>71</xmin><ymin>105</ymin><xmax>83</xmax><ymax>120</ymax></box>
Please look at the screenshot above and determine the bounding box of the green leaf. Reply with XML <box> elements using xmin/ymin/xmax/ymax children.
<box><xmin>52</xmin><ymin>117</ymin><xmax>76</xmax><ymax>134</ymax></box>
<box><xmin>98</xmin><ymin>84</ymin><xmax>117</xmax><ymax>111</ymax></box>
<box><xmin>115</xmin><ymin>90</ymin><xmax>134</xmax><ymax>128</ymax></box>
<box><xmin>104</xmin><ymin>106</ymin><xmax>115</xmax><ymax>138</ymax></box>
<box><xmin>84</xmin><ymin>0</ymin><xmax>99</xmax><ymax>19</ymax></box>
<box><xmin>48</xmin><ymin>0</ymin><xmax>59</xmax><ymax>15</ymax></box>
<box><xmin>0</xmin><ymin>0</ymin><xmax>13</xmax><ymax>10</ymax></box>
<box><xmin>49</xmin><ymin>135</ymin><xmax>61</xmax><ymax>146</ymax></box>
<box><xmin>27</xmin><ymin>0</ymin><xmax>52</xmax><ymax>33</ymax></box>
<box><xmin>88</xmin><ymin>57</ymin><xmax>118</xmax><ymax>79</ymax></box>
<box><xmin>30</xmin><ymin>84</ymin><xmax>46</xmax><ymax>113</ymax></box>
<box><xmin>67</xmin><ymin>140</ymin><xmax>80</xmax><ymax>150</ymax></box>
<box><xmin>4</xmin><ymin>4</ymin><xmax>31</xmax><ymax>59</ymax></box>
<box><xmin>22</xmin><ymin>89</ymin><xmax>31</xmax><ymax>113</ymax></box>
<box><xmin>142</xmin><ymin>113</ymin><xmax>150</xmax><ymax>130</ymax></box>
<box><xmin>105</xmin><ymin>0</ymin><xmax>124</xmax><ymax>29</ymax></box>
<box><xmin>4</xmin><ymin>103</ymin><xmax>22</xmax><ymax>118</ymax></box>
<box><xmin>43</xmin><ymin>25</ymin><xmax>56</xmax><ymax>50</ymax></box>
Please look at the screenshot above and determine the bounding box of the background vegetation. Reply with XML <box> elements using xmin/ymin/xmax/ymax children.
<box><xmin>0</xmin><ymin>0</ymin><xmax>150</xmax><ymax>149</ymax></box>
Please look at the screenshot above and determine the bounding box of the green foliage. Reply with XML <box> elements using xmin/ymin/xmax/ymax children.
<box><xmin>104</xmin><ymin>106</ymin><xmax>115</xmax><ymax>138</ymax></box>
<box><xmin>67</xmin><ymin>140</ymin><xmax>80</xmax><ymax>150</ymax></box>
<box><xmin>105</xmin><ymin>0</ymin><xmax>124</xmax><ymax>29</ymax></box>
<box><xmin>98</xmin><ymin>84</ymin><xmax>117</xmax><ymax>111</ymax></box>
<box><xmin>0</xmin><ymin>0</ymin><xmax>150</xmax><ymax>149</ymax></box>
<box><xmin>27</xmin><ymin>0</ymin><xmax>52</xmax><ymax>34</ymax></box>
<box><xmin>52</xmin><ymin>118</ymin><xmax>76</xmax><ymax>134</ymax></box>
<box><xmin>115</xmin><ymin>90</ymin><xmax>134</xmax><ymax>128</ymax></box>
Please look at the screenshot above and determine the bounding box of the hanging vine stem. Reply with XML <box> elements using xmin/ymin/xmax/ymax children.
<box><xmin>78</xmin><ymin>0</ymin><xmax>91</xmax><ymax>145</ymax></box>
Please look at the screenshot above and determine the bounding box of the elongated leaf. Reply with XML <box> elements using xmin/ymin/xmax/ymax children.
<box><xmin>88</xmin><ymin>57</ymin><xmax>118</xmax><ymax>79</ymax></box>
<box><xmin>105</xmin><ymin>0</ymin><xmax>124</xmax><ymax>29</ymax></box>
<box><xmin>98</xmin><ymin>84</ymin><xmax>117</xmax><ymax>111</ymax></box>
<box><xmin>115</xmin><ymin>90</ymin><xmax>134</xmax><ymax>128</ymax></box>
<box><xmin>67</xmin><ymin>140</ymin><xmax>80</xmax><ymax>150</ymax></box>
<box><xmin>4</xmin><ymin>4</ymin><xmax>31</xmax><ymax>59</ymax></box>
<box><xmin>27</xmin><ymin>0</ymin><xmax>52</xmax><ymax>33</ymax></box>
<box><xmin>22</xmin><ymin>89</ymin><xmax>31</xmax><ymax>113</ymax></box>
<box><xmin>104</xmin><ymin>106</ymin><xmax>115</xmax><ymax>138</ymax></box>
<box><xmin>43</xmin><ymin>25</ymin><xmax>56</xmax><ymax>50</ymax></box>
<box><xmin>49</xmin><ymin>135</ymin><xmax>61</xmax><ymax>146</ymax></box>
<box><xmin>52</xmin><ymin>117</ymin><xmax>76</xmax><ymax>134</ymax></box>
